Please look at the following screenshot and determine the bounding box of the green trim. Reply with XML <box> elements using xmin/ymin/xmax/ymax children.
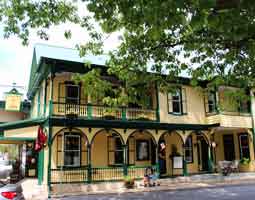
<box><xmin>38</xmin><ymin>150</ymin><xmax>44</xmax><ymax>185</ymax></box>
<box><xmin>121</xmin><ymin>107</ymin><xmax>127</xmax><ymax>121</ymax></box>
<box><xmin>87</xmin><ymin>104</ymin><xmax>92</xmax><ymax>119</ymax></box>
<box><xmin>47</xmin><ymin>126</ymin><xmax>52</xmax><ymax>199</ymax></box>
<box><xmin>0</xmin><ymin>118</ymin><xmax>46</xmax><ymax>130</ymax></box>
<box><xmin>0</xmin><ymin>137</ymin><xmax>35</xmax><ymax>141</ymax></box>
<box><xmin>155</xmin><ymin>82</ymin><xmax>160</xmax><ymax>122</ymax></box>
<box><xmin>50</xmin><ymin>117</ymin><xmax>219</xmax><ymax>131</ymax></box>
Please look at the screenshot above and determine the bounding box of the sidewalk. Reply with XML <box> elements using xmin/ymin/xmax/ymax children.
<box><xmin>23</xmin><ymin>173</ymin><xmax>255</xmax><ymax>200</ymax></box>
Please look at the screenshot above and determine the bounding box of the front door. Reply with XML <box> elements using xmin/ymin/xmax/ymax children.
<box><xmin>223</xmin><ymin>134</ymin><xmax>235</xmax><ymax>161</ymax></box>
<box><xmin>197</xmin><ymin>136</ymin><xmax>209</xmax><ymax>171</ymax></box>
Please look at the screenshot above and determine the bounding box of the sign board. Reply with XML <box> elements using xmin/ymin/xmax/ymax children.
<box><xmin>5</xmin><ymin>94</ymin><xmax>22</xmax><ymax>111</ymax></box>
<box><xmin>173</xmin><ymin>156</ymin><xmax>183</xmax><ymax>169</ymax></box>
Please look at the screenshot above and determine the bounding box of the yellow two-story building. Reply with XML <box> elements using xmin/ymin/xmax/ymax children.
<box><xmin>0</xmin><ymin>44</ymin><xmax>254</xmax><ymax>194</ymax></box>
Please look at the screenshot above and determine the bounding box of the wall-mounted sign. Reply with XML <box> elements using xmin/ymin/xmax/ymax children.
<box><xmin>4</xmin><ymin>88</ymin><xmax>22</xmax><ymax>112</ymax></box>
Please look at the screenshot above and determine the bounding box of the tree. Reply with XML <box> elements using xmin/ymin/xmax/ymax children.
<box><xmin>1</xmin><ymin>0</ymin><xmax>254</xmax><ymax>105</ymax></box>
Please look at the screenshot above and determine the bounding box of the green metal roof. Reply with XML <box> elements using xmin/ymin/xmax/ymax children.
<box><xmin>0</xmin><ymin>117</ymin><xmax>46</xmax><ymax>131</ymax></box>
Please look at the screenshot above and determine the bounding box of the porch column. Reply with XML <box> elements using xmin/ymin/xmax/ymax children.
<box><xmin>47</xmin><ymin>126</ymin><xmax>52</xmax><ymax>199</ymax></box>
<box><xmin>182</xmin><ymin>144</ymin><xmax>188</xmax><ymax>176</ymax></box>
<box><xmin>208</xmin><ymin>146</ymin><xmax>214</xmax><ymax>173</ymax></box>
<box><xmin>155</xmin><ymin>144</ymin><xmax>160</xmax><ymax>174</ymax></box>
<box><xmin>123</xmin><ymin>144</ymin><xmax>128</xmax><ymax>176</ymax></box>
<box><xmin>49</xmin><ymin>73</ymin><xmax>55</xmax><ymax>116</ymax></box>
<box><xmin>87</xmin><ymin>144</ymin><xmax>92</xmax><ymax>183</ymax></box>
<box><xmin>87</xmin><ymin>95</ymin><xmax>92</xmax><ymax>119</ymax></box>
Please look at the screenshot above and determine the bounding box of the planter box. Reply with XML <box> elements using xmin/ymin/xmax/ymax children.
<box><xmin>239</xmin><ymin>163</ymin><xmax>254</xmax><ymax>172</ymax></box>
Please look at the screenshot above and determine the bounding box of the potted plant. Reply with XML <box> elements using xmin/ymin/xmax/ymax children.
<box><xmin>103</xmin><ymin>109</ymin><xmax>116</xmax><ymax>120</ymax></box>
<box><xmin>135</xmin><ymin>113</ymin><xmax>150</xmax><ymax>121</ymax></box>
<box><xmin>239</xmin><ymin>157</ymin><xmax>252</xmax><ymax>172</ymax></box>
<box><xmin>123</xmin><ymin>176</ymin><xmax>135</xmax><ymax>189</ymax></box>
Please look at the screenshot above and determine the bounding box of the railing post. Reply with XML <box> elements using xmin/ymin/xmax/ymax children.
<box><xmin>87</xmin><ymin>103</ymin><xmax>92</xmax><ymax>119</ymax></box>
<box><xmin>87</xmin><ymin>144</ymin><xmax>92</xmax><ymax>183</ymax></box>
<box><xmin>121</xmin><ymin>107</ymin><xmax>127</xmax><ymax>121</ymax></box>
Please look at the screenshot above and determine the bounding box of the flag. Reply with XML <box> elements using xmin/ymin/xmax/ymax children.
<box><xmin>35</xmin><ymin>126</ymin><xmax>47</xmax><ymax>152</ymax></box>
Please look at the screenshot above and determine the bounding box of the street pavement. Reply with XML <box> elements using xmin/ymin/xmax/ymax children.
<box><xmin>57</xmin><ymin>184</ymin><xmax>255</xmax><ymax>200</ymax></box>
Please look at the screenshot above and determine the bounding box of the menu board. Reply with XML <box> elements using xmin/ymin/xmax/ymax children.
<box><xmin>173</xmin><ymin>156</ymin><xmax>183</xmax><ymax>169</ymax></box>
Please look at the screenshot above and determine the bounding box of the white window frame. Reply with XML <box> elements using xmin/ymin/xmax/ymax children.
<box><xmin>168</xmin><ymin>88</ymin><xmax>183</xmax><ymax>115</ymax></box>
<box><xmin>64</xmin><ymin>134</ymin><xmax>81</xmax><ymax>167</ymax></box>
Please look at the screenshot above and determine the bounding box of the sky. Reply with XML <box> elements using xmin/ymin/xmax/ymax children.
<box><xmin>0</xmin><ymin>12</ymin><xmax>120</xmax><ymax>100</ymax></box>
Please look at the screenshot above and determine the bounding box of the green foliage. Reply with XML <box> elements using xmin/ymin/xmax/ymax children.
<box><xmin>1</xmin><ymin>0</ymin><xmax>255</xmax><ymax>106</ymax></box>
<box><xmin>240</xmin><ymin>157</ymin><xmax>250</xmax><ymax>165</ymax></box>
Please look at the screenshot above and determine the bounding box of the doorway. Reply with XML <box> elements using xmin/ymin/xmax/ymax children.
<box><xmin>197</xmin><ymin>135</ymin><xmax>209</xmax><ymax>172</ymax></box>
<box><xmin>223</xmin><ymin>134</ymin><xmax>235</xmax><ymax>161</ymax></box>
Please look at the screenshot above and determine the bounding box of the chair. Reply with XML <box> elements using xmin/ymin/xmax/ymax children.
<box><xmin>230</xmin><ymin>160</ymin><xmax>239</xmax><ymax>173</ymax></box>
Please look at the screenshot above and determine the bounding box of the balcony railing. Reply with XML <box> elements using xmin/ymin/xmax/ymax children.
<box><xmin>51</xmin><ymin>102</ymin><xmax>158</xmax><ymax>121</ymax></box>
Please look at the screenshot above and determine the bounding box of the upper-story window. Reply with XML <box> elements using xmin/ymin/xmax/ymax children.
<box><xmin>167</xmin><ymin>87</ymin><xmax>187</xmax><ymax>115</ymax></box>
<box><xmin>66</xmin><ymin>84</ymin><xmax>80</xmax><ymax>104</ymax></box>
<box><xmin>58</xmin><ymin>82</ymin><xmax>80</xmax><ymax>104</ymax></box>
<box><xmin>208</xmin><ymin>92</ymin><xmax>217</xmax><ymax>113</ymax></box>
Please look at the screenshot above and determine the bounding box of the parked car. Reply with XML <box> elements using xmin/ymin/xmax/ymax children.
<box><xmin>0</xmin><ymin>160</ymin><xmax>12</xmax><ymax>180</ymax></box>
<box><xmin>0</xmin><ymin>181</ymin><xmax>24</xmax><ymax>200</ymax></box>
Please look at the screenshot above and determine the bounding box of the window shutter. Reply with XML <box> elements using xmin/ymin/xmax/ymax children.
<box><xmin>81</xmin><ymin>136</ymin><xmax>88</xmax><ymax>166</ymax></box>
<box><xmin>167</xmin><ymin>93</ymin><xmax>173</xmax><ymax>113</ymax></box>
<box><xmin>58</xmin><ymin>83</ymin><xmax>66</xmax><ymax>103</ymax></box>
<box><xmin>107</xmin><ymin>136</ymin><xmax>115</xmax><ymax>165</ymax></box>
<box><xmin>57</xmin><ymin>134</ymin><xmax>63</xmax><ymax>167</ymax></box>
<box><xmin>181</xmin><ymin>87</ymin><xmax>187</xmax><ymax>114</ymax></box>
<box><xmin>128</xmin><ymin>137</ymin><xmax>135</xmax><ymax>165</ymax></box>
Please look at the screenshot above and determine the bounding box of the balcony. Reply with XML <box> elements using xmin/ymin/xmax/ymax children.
<box><xmin>206</xmin><ymin>109</ymin><xmax>252</xmax><ymax>128</ymax></box>
<box><xmin>51</xmin><ymin>102</ymin><xmax>158</xmax><ymax>122</ymax></box>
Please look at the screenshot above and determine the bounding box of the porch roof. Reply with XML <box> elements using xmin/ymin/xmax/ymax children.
<box><xmin>0</xmin><ymin>117</ymin><xmax>46</xmax><ymax>131</ymax></box>
<box><xmin>50</xmin><ymin>117</ymin><xmax>220</xmax><ymax>131</ymax></box>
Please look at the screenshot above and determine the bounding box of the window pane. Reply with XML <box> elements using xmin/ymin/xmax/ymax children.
<box><xmin>173</xmin><ymin>101</ymin><xmax>181</xmax><ymax>113</ymax></box>
<box><xmin>65</xmin><ymin>136</ymin><xmax>80</xmax><ymax>151</ymax></box>
<box><xmin>66</xmin><ymin>85</ymin><xmax>79</xmax><ymax>104</ymax></box>
<box><xmin>64</xmin><ymin>151</ymin><xmax>80</xmax><ymax>166</ymax></box>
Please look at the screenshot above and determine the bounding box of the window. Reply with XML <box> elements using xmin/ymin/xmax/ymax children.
<box><xmin>239</xmin><ymin>100</ymin><xmax>250</xmax><ymax>113</ymax></box>
<box><xmin>239</xmin><ymin>133</ymin><xmax>250</xmax><ymax>159</ymax></box>
<box><xmin>66</xmin><ymin>84</ymin><xmax>80</xmax><ymax>104</ymax></box>
<box><xmin>208</xmin><ymin>92</ymin><xmax>217</xmax><ymax>113</ymax></box>
<box><xmin>64</xmin><ymin>134</ymin><xmax>80</xmax><ymax>166</ymax></box>
<box><xmin>136</xmin><ymin>140</ymin><xmax>150</xmax><ymax>161</ymax></box>
<box><xmin>184</xmin><ymin>136</ymin><xmax>193</xmax><ymax>163</ymax></box>
<box><xmin>167</xmin><ymin>87</ymin><xmax>187</xmax><ymax>114</ymax></box>
<box><xmin>108</xmin><ymin>136</ymin><xmax>124</xmax><ymax>165</ymax></box>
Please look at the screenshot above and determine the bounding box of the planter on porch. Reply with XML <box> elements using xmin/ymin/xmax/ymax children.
<box><xmin>238</xmin><ymin>158</ymin><xmax>254</xmax><ymax>172</ymax></box>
